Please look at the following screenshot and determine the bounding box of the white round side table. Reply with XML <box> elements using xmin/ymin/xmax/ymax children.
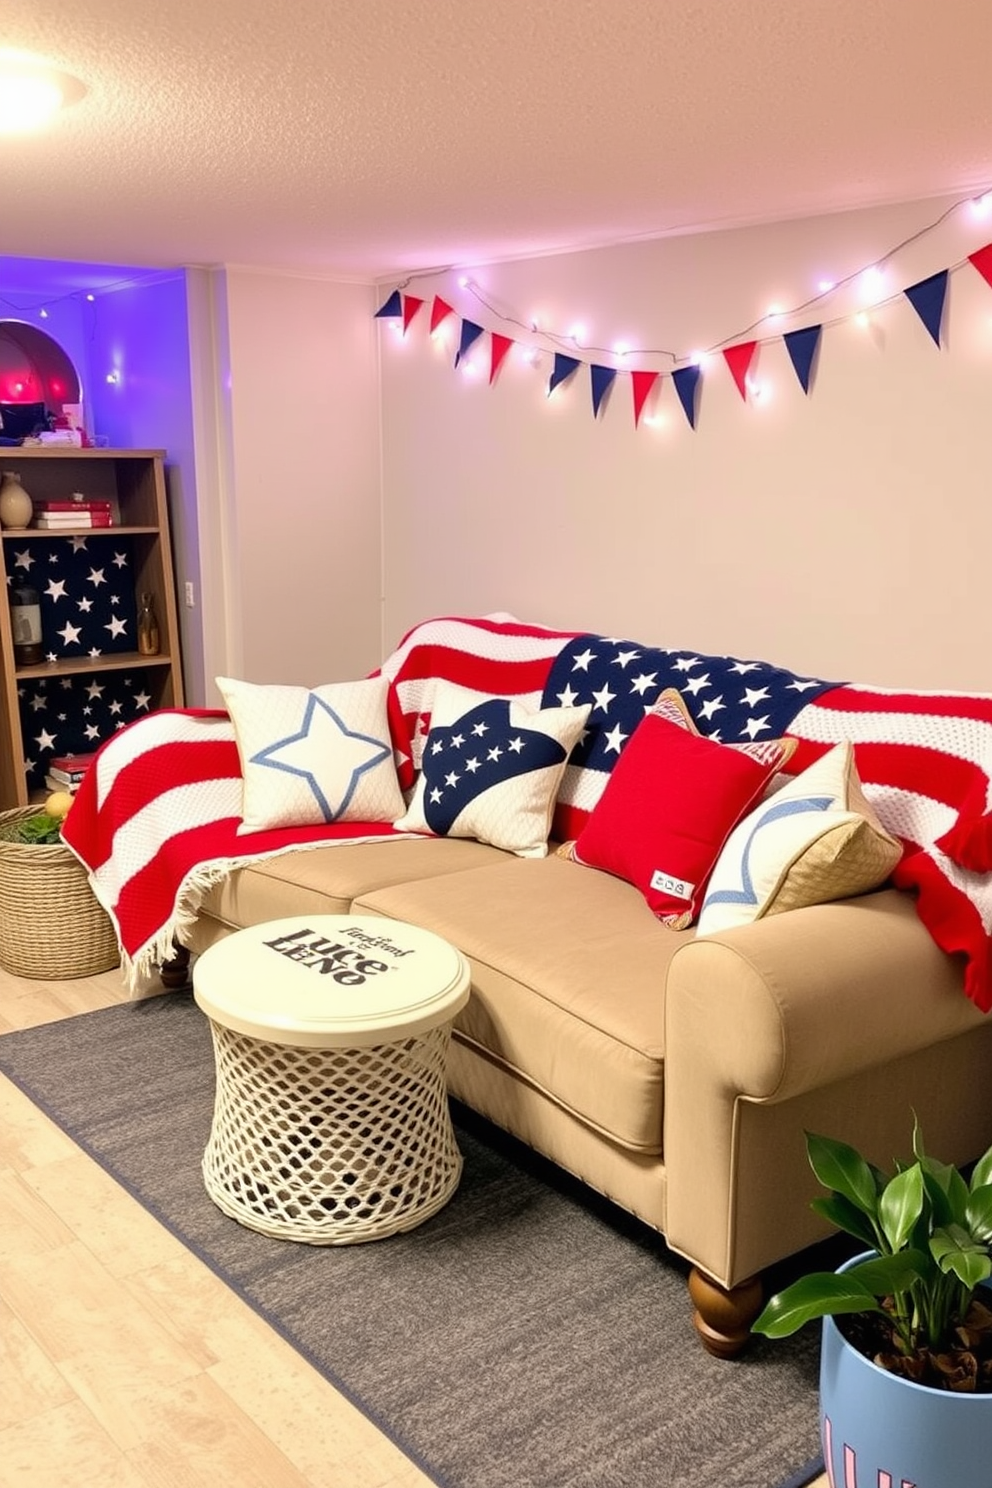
<box><xmin>192</xmin><ymin>914</ymin><xmax>471</xmax><ymax>1244</ymax></box>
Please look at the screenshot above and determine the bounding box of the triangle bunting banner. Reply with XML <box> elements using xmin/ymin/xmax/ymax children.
<box><xmin>631</xmin><ymin>370</ymin><xmax>659</xmax><ymax>427</ymax></box>
<box><xmin>903</xmin><ymin>270</ymin><xmax>948</xmax><ymax>347</ymax></box>
<box><xmin>590</xmin><ymin>364</ymin><xmax>617</xmax><ymax>418</ymax></box>
<box><xmin>455</xmin><ymin>320</ymin><xmax>484</xmax><ymax>367</ymax></box>
<box><xmin>723</xmin><ymin>341</ymin><xmax>757</xmax><ymax>400</ymax></box>
<box><xmin>402</xmin><ymin>296</ymin><xmax>424</xmax><ymax>333</ymax></box>
<box><xmin>374</xmin><ymin>290</ymin><xmax>402</xmax><ymax>319</ymax></box>
<box><xmin>430</xmin><ymin>296</ymin><xmax>456</xmax><ymax>335</ymax></box>
<box><xmin>968</xmin><ymin>243</ymin><xmax>992</xmax><ymax>290</ymax></box>
<box><xmin>490</xmin><ymin>333</ymin><xmax>514</xmax><ymax>385</ymax></box>
<box><xmin>783</xmin><ymin>325</ymin><xmax>822</xmax><ymax>394</ymax></box>
<box><xmin>671</xmin><ymin>365</ymin><xmax>701</xmax><ymax>429</ymax></box>
<box><xmin>548</xmin><ymin>354</ymin><xmax>581</xmax><ymax>396</ymax></box>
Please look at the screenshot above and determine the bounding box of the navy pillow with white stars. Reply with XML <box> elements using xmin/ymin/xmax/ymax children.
<box><xmin>7</xmin><ymin>534</ymin><xmax>149</xmax><ymax>789</ymax></box>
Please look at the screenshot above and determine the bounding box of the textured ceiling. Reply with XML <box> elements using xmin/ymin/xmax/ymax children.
<box><xmin>1</xmin><ymin>0</ymin><xmax>990</xmax><ymax>281</ymax></box>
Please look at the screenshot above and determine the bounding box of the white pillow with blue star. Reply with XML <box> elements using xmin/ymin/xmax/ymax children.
<box><xmin>217</xmin><ymin>675</ymin><xmax>405</xmax><ymax>835</ymax></box>
<box><xmin>696</xmin><ymin>742</ymin><xmax>902</xmax><ymax>935</ymax></box>
<box><xmin>394</xmin><ymin>680</ymin><xmax>591</xmax><ymax>857</ymax></box>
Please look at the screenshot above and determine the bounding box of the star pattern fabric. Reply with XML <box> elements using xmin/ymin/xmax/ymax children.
<box><xmin>7</xmin><ymin>535</ymin><xmax>139</xmax><ymax>661</ymax></box>
<box><xmin>417</xmin><ymin>696</ymin><xmax>570</xmax><ymax>837</ymax></box>
<box><xmin>16</xmin><ymin>672</ymin><xmax>153</xmax><ymax>791</ymax></box>
<box><xmin>252</xmin><ymin>693</ymin><xmax>391</xmax><ymax>820</ymax></box>
<box><xmin>541</xmin><ymin>633</ymin><xmax>841</xmax><ymax>772</ymax></box>
<box><xmin>7</xmin><ymin>535</ymin><xmax>148</xmax><ymax>791</ymax></box>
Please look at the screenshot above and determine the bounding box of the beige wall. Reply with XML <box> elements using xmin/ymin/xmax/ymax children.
<box><xmin>198</xmin><ymin>268</ymin><xmax>383</xmax><ymax>698</ymax></box>
<box><xmin>379</xmin><ymin>197</ymin><xmax>992</xmax><ymax>691</ymax></box>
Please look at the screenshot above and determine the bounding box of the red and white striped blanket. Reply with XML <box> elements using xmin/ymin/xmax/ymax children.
<box><xmin>63</xmin><ymin>613</ymin><xmax>992</xmax><ymax>1009</ymax></box>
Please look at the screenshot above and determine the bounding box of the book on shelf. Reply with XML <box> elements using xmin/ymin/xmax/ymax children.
<box><xmin>44</xmin><ymin>773</ymin><xmax>81</xmax><ymax>795</ymax></box>
<box><xmin>34</xmin><ymin>499</ymin><xmax>113</xmax><ymax>512</ymax></box>
<box><xmin>33</xmin><ymin>512</ymin><xmax>115</xmax><ymax>529</ymax></box>
<box><xmin>48</xmin><ymin>751</ymin><xmax>98</xmax><ymax>776</ymax></box>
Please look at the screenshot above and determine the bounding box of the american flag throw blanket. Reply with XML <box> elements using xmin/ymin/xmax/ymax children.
<box><xmin>63</xmin><ymin>613</ymin><xmax>992</xmax><ymax>1010</ymax></box>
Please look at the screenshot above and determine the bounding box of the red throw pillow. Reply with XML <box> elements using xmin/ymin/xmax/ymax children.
<box><xmin>573</xmin><ymin>714</ymin><xmax>780</xmax><ymax>927</ymax></box>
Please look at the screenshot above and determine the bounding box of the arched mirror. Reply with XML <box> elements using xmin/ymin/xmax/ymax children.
<box><xmin>0</xmin><ymin>320</ymin><xmax>82</xmax><ymax>440</ymax></box>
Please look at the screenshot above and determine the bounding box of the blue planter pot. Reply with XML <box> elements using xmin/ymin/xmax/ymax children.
<box><xmin>820</xmin><ymin>1252</ymin><xmax>992</xmax><ymax>1488</ymax></box>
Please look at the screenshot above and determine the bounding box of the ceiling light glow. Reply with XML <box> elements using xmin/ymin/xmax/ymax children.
<box><xmin>0</xmin><ymin>53</ymin><xmax>86</xmax><ymax>134</ymax></box>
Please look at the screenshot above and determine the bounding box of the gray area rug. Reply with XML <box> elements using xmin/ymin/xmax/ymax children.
<box><xmin>0</xmin><ymin>994</ymin><xmax>825</xmax><ymax>1488</ymax></box>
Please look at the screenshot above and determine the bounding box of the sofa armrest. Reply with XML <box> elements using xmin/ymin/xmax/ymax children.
<box><xmin>662</xmin><ymin>888</ymin><xmax>988</xmax><ymax>1288</ymax></box>
<box><xmin>666</xmin><ymin>888</ymin><xmax>983</xmax><ymax>1106</ymax></box>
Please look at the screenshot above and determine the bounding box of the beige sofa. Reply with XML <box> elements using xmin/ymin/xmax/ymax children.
<box><xmin>174</xmin><ymin>831</ymin><xmax>992</xmax><ymax>1357</ymax></box>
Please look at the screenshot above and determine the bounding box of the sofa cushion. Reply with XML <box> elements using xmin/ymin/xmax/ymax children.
<box><xmin>697</xmin><ymin>742</ymin><xmax>903</xmax><ymax>935</ymax></box>
<box><xmin>394</xmin><ymin>680</ymin><xmax>590</xmax><ymax>856</ymax></box>
<box><xmin>354</xmin><ymin>854</ymin><xmax>679</xmax><ymax>1154</ymax></box>
<box><xmin>217</xmin><ymin>674</ymin><xmax>405</xmax><ymax>834</ymax></box>
<box><xmin>570</xmin><ymin>715</ymin><xmax>780</xmax><ymax>929</ymax></box>
<box><xmin>197</xmin><ymin>836</ymin><xmax>509</xmax><ymax>929</ymax></box>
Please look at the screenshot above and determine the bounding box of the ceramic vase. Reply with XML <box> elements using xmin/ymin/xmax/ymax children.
<box><xmin>0</xmin><ymin>471</ymin><xmax>33</xmax><ymax>529</ymax></box>
<box><xmin>820</xmin><ymin>1251</ymin><xmax>992</xmax><ymax>1488</ymax></box>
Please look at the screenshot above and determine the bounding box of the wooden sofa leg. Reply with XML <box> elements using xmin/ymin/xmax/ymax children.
<box><xmin>159</xmin><ymin>940</ymin><xmax>191</xmax><ymax>991</ymax></box>
<box><xmin>687</xmin><ymin>1267</ymin><xmax>763</xmax><ymax>1358</ymax></box>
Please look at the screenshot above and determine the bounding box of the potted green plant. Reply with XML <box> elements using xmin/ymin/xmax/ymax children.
<box><xmin>753</xmin><ymin>1121</ymin><xmax>992</xmax><ymax>1486</ymax></box>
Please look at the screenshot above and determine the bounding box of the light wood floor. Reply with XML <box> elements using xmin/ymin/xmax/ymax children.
<box><xmin>0</xmin><ymin>962</ymin><xmax>828</xmax><ymax>1488</ymax></box>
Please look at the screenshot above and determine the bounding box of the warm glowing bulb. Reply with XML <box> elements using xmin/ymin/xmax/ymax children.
<box><xmin>970</xmin><ymin>194</ymin><xmax>992</xmax><ymax>219</ymax></box>
<box><xmin>0</xmin><ymin>71</ymin><xmax>62</xmax><ymax>132</ymax></box>
<box><xmin>106</xmin><ymin>370</ymin><xmax>120</xmax><ymax>385</ymax></box>
<box><xmin>691</xmin><ymin>350</ymin><xmax>709</xmax><ymax>367</ymax></box>
<box><xmin>39</xmin><ymin>307</ymin><xmax>48</xmax><ymax>318</ymax></box>
<box><xmin>458</xmin><ymin>275</ymin><xmax>471</xmax><ymax>288</ymax></box>
<box><xmin>817</xmin><ymin>279</ymin><xmax>836</xmax><ymax>294</ymax></box>
<box><xmin>765</xmin><ymin>304</ymin><xmax>783</xmax><ymax>321</ymax></box>
<box><xmin>860</xmin><ymin>266</ymin><xmax>885</xmax><ymax>302</ymax></box>
<box><xmin>85</xmin><ymin>293</ymin><xmax>95</xmax><ymax>302</ymax></box>
<box><xmin>613</xmin><ymin>341</ymin><xmax>629</xmax><ymax>358</ymax></box>
<box><xmin>855</xmin><ymin>311</ymin><xmax>871</xmax><ymax>329</ymax></box>
<box><xmin>569</xmin><ymin>323</ymin><xmax>586</xmax><ymax>344</ymax></box>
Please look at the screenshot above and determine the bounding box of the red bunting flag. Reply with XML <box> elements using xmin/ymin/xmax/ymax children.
<box><xmin>490</xmin><ymin>333</ymin><xmax>513</xmax><ymax>385</ymax></box>
<box><xmin>430</xmin><ymin>296</ymin><xmax>456</xmax><ymax>335</ymax></box>
<box><xmin>402</xmin><ymin>296</ymin><xmax>425</xmax><ymax>334</ymax></box>
<box><xmin>968</xmin><ymin>243</ymin><xmax>992</xmax><ymax>290</ymax></box>
<box><xmin>631</xmin><ymin>370</ymin><xmax>659</xmax><ymax>427</ymax></box>
<box><xmin>723</xmin><ymin>341</ymin><xmax>757</xmax><ymax>400</ymax></box>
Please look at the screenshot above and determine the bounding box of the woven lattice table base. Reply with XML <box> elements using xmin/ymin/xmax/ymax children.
<box><xmin>201</xmin><ymin>1019</ymin><xmax>463</xmax><ymax>1243</ymax></box>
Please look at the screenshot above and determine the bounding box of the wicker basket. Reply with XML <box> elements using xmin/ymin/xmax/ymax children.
<box><xmin>0</xmin><ymin>807</ymin><xmax>120</xmax><ymax>979</ymax></box>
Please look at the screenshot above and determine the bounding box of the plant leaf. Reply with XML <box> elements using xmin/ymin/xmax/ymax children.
<box><xmin>806</xmin><ymin>1132</ymin><xmax>879</xmax><ymax>1217</ymax></box>
<box><xmin>810</xmin><ymin>1193</ymin><xmax>878</xmax><ymax>1248</ymax></box>
<box><xmin>752</xmin><ymin>1272</ymin><xmax>885</xmax><ymax>1338</ymax></box>
<box><xmin>878</xmin><ymin>1164</ymin><xmax>925</xmax><ymax>1253</ymax></box>
<box><xmin>920</xmin><ymin>1154</ymin><xmax>969</xmax><ymax>1225</ymax></box>
<box><xmin>965</xmin><ymin>1183</ymin><xmax>992</xmax><ymax>1242</ymax></box>
<box><xmin>972</xmin><ymin>1144</ymin><xmax>992</xmax><ymax>1194</ymax></box>
<box><xmin>846</xmin><ymin>1250</ymin><xmax>928</xmax><ymax>1296</ymax></box>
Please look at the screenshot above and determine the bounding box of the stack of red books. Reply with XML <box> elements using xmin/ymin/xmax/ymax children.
<box><xmin>44</xmin><ymin>751</ymin><xmax>99</xmax><ymax>794</ymax></box>
<box><xmin>33</xmin><ymin>499</ymin><xmax>115</xmax><ymax>530</ymax></box>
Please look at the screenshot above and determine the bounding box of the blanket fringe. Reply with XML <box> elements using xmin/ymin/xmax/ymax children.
<box><xmin>119</xmin><ymin>834</ymin><xmax>420</xmax><ymax>999</ymax></box>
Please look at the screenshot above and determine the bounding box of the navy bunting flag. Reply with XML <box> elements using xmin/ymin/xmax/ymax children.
<box><xmin>548</xmin><ymin>354</ymin><xmax>581</xmax><ymax>395</ymax></box>
<box><xmin>590</xmin><ymin>364</ymin><xmax>616</xmax><ymax>417</ymax></box>
<box><xmin>784</xmin><ymin>325</ymin><xmax>822</xmax><ymax>394</ymax></box>
<box><xmin>904</xmin><ymin>270</ymin><xmax>948</xmax><ymax>348</ymax></box>
<box><xmin>671</xmin><ymin>364</ymin><xmax>701</xmax><ymax>429</ymax></box>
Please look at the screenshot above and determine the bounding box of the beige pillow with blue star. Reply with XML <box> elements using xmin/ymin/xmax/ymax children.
<box><xmin>696</xmin><ymin>742</ymin><xmax>902</xmax><ymax>934</ymax></box>
<box><xmin>217</xmin><ymin>675</ymin><xmax>404</xmax><ymax>834</ymax></box>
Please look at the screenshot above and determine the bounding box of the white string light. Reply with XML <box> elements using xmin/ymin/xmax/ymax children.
<box><xmin>382</xmin><ymin>188</ymin><xmax>992</xmax><ymax>369</ymax></box>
